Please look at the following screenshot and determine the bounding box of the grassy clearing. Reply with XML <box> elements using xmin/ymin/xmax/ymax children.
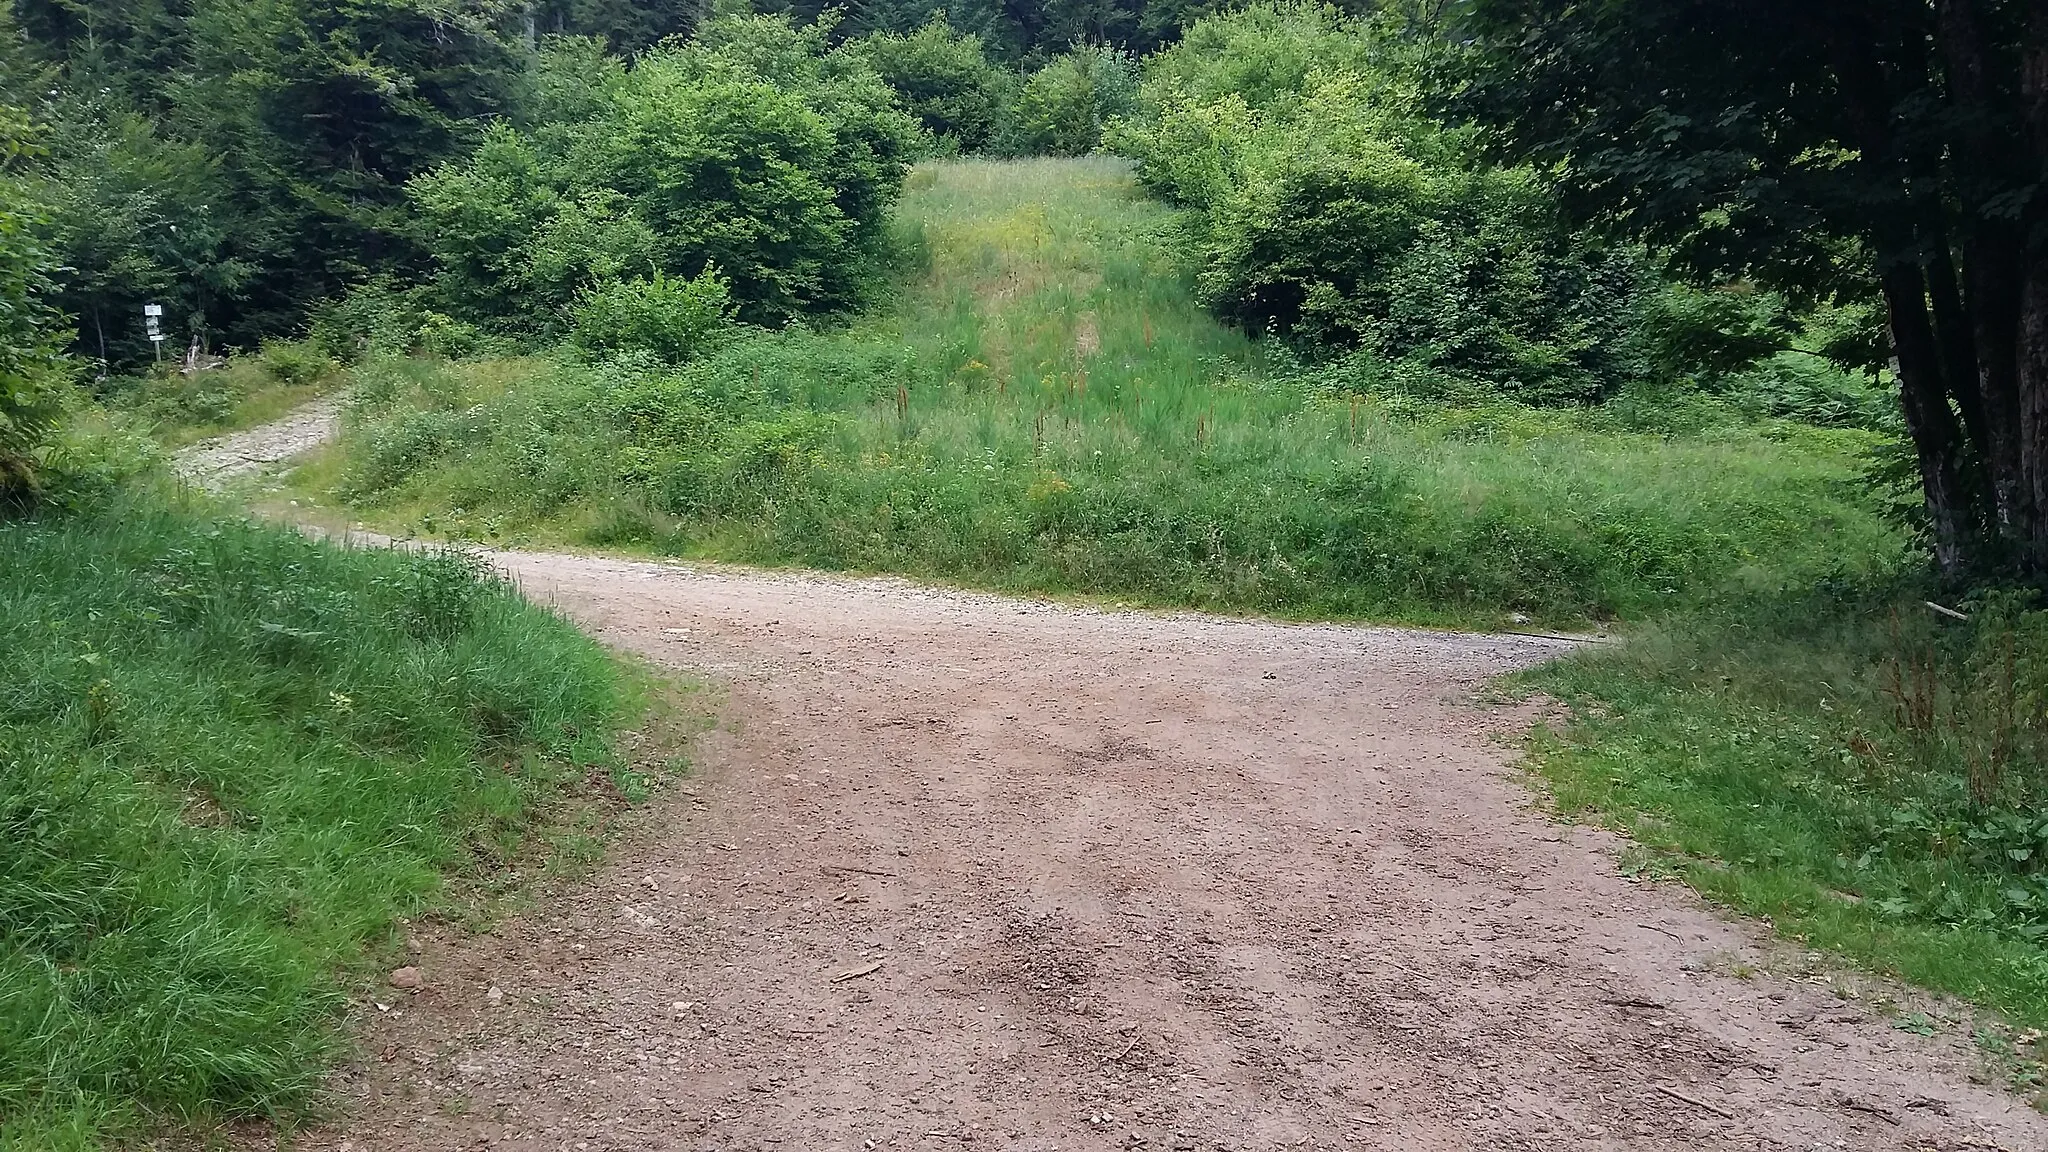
<box><xmin>0</xmin><ymin>491</ymin><xmax>654</xmax><ymax>1148</ymax></box>
<box><xmin>293</xmin><ymin>157</ymin><xmax>1899</xmax><ymax>628</ymax></box>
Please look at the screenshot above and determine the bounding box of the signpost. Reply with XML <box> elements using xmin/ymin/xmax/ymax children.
<box><xmin>142</xmin><ymin>303</ymin><xmax>166</xmax><ymax>363</ymax></box>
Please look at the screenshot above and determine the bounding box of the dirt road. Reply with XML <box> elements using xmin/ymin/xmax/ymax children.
<box><xmin>293</xmin><ymin>551</ymin><xmax>2047</xmax><ymax>1152</ymax></box>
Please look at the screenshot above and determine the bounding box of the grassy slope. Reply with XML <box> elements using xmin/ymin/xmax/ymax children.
<box><xmin>297</xmin><ymin>158</ymin><xmax>1897</xmax><ymax>628</ymax></box>
<box><xmin>0</xmin><ymin>494</ymin><xmax>638</xmax><ymax>1148</ymax></box>
<box><xmin>101</xmin><ymin>345</ymin><xmax>349</xmax><ymax>448</ymax></box>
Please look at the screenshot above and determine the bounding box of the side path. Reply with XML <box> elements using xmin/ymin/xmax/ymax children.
<box><xmin>288</xmin><ymin>550</ymin><xmax>2046</xmax><ymax>1152</ymax></box>
<box><xmin>171</xmin><ymin>394</ymin><xmax>345</xmax><ymax>489</ymax></box>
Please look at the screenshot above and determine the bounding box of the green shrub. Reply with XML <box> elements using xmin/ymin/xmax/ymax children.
<box><xmin>1005</xmin><ymin>45</ymin><xmax>1138</xmax><ymax>157</ymax></box>
<box><xmin>407</xmin><ymin>124</ymin><xmax>561</xmax><ymax>328</ymax></box>
<box><xmin>1131</xmin><ymin>0</ymin><xmax>1382</xmax><ymax>114</ymax></box>
<box><xmin>1110</xmin><ymin>2</ymin><xmax>1693</xmax><ymax>404</ymax></box>
<box><xmin>410</xmin><ymin>13</ymin><xmax>921</xmax><ymax>332</ymax></box>
<box><xmin>844</xmin><ymin>18</ymin><xmax>1014</xmax><ymax>154</ymax></box>
<box><xmin>308</xmin><ymin>277</ymin><xmax>439</xmax><ymax>361</ymax></box>
<box><xmin>570</xmin><ymin>269</ymin><xmax>734</xmax><ymax>364</ymax></box>
<box><xmin>415</xmin><ymin>311</ymin><xmax>489</xmax><ymax>359</ymax></box>
<box><xmin>0</xmin><ymin>496</ymin><xmax>621</xmax><ymax>1145</ymax></box>
<box><xmin>0</xmin><ymin>105</ymin><xmax>69</xmax><ymax>501</ymax></box>
<box><xmin>255</xmin><ymin>340</ymin><xmax>336</xmax><ymax>387</ymax></box>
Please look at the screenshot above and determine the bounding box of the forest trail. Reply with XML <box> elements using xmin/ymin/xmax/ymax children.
<box><xmin>229</xmin><ymin>538</ymin><xmax>2043</xmax><ymax>1150</ymax></box>
<box><xmin>172</xmin><ymin>394</ymin><xmax>346</xmax><ymax>489</ymax></box>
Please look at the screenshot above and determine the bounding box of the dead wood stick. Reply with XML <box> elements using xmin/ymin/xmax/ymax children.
<box><xmin>1839</xmin><ymin>1098</ymin><xmax>1901</xmax><ymax>1125</ymax></box>
<box><xmin>819</xmin><ymin>864</ymin><xmax>898</xmax><ymax>878</ymax></box>
<box><xmin>1652</xmin><ymin>1083</ymin><xmax>1736</xmax><ymax>1120</ymax></box>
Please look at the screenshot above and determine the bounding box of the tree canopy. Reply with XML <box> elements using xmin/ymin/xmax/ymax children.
<box><xmin>1456</xmin><ymin>0</ymin><xmax>2048</xmax><ymax>577</ymax></box>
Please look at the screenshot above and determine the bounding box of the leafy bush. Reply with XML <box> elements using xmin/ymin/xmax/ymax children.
<box><xmin>1728</xmin><ymin>352</ymin><xmax>1897</xmax><ymax>431</ymax></box>
<box><xmin>410</xmin><ymin>13</ymin><xmax>921</xmax><ymax>333</ymax></box>
<box><xmin>308</xmin><ymin>277</ymin><xmax>438</xmax><ymax>361</ymax></box>
<box><xmin>570</xmin><ymin>269</ymin><xmax>735</xmax><ymax>364</ymax></box>
<box><xmin>844</xmin><ymin>18</ymin><xmax>1014</xmax><ymax>154</ymax></box>
<box><xmin>1108</xmin><ymin>2</ymin><xmax>1718</xmax><ymax>404</ymax></box>
<box><xmin>1005</xmin><ymin>45</ymin><xmax>1138</xmax><ymax>157</ymax></box>
<box><xmin>255</xmin><ymin>340</ymin><xmax>335</xmax><ymax>387</ymax></box>
<box><xmin>0</xmin><ymin>105</ymin><xmax>69</xmax><ymax>500</ymax></box>
<box><xmin>1131</xmin><ymin>0</ymin><xmax>1381</xmax><ymax>114</ymax></box>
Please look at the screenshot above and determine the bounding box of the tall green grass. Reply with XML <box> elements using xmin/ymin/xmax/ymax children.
<box><xmin>0</xmin><ymin>493</ymin><xmax>624</xmax><ymax>1148</ymax></box>
<box><xmin>301</xmin><ymin>157</ymin><xmax>1903</xmax><ymax>627</ymax></box>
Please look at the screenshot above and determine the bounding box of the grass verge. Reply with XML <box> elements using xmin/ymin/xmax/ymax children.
<box><xmin>1521</xmin><ymin>592</ymin><xmax>2048</xmax><ymax>1077</ymax></box>
<box><xmin>0</xmin><ymin>489</ymin><xmax>655</xmax><ymax>1149</ymax></box>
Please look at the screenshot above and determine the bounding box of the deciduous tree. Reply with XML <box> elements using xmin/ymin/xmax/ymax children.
<box><xmin>1457</xmin><ymin>0</ymin><xmax>2048</xmax><ymax>576</ymax></box>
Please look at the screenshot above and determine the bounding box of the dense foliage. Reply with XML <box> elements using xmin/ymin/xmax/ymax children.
<box><xmin>1007</xmin><ymin>44</ymin><xmax>1138</xmax><ymax>157</ymax></box>
<box><xmin>778</xmin><ymin>0</ymin><xmax>1221</xmax><ymax>60</ymax></box>
<box><xmin>1456</xmin><ymin>0</ymin><xmax>2048</xmax><ymax>578</ymax></box>
<box><xmin>408</xmin><ymin>14</ymin><xmax>919</xmax><ymax>336</ymax></box>
<box><xmin>1108</xmin><ymin>3</ymin><xmax>1686</xmax><ymax>404</ymax></box>
<box><xmin>0</xmin><ymin>0</ymin><xmax>1269</xmax><ymax>376</ymax></box>
<box><xmin>0</xmin><ymin>102</ymin><xmax>66</xmax><ymax>498</ymax></box>
<box><xmin>6</xmin><ymin>0</ymin><xmax>534</xmax><ymax>359</ymax></box>
<box><xmin>841</xmin><ymin>18</ymin><xmax>1013</xmax><ymax>154</ymax></box>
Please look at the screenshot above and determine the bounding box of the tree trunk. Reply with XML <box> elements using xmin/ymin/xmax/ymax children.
<box><xmin>1928</xmin><ymin>249</ymin><xmax>1988</xmax><ymax>465</ymax></box>
<box><xmin>1937</xmin><ymin>0</ymin><xmax>2031</xmax><ymax>548</ymax></box>
<box><xmin>2017</xmin><ymin>9</ymin><xmax>2048</xmax><ymax>571</ymax></box>
<box><xmin>2021</xmin><ymin>268</ymin><xmax>2048</xmax><ymax>570</ymax></box>
<box><xmin>1961</xmin><ymin>244</ymin><xmax>2026</xmax><ymax>541</ymax></box>
<box><xmin>1825</xmin><ymin>15</ymin><xmax>1982</xmax><ymax>573</ymax></box>
<box><xmin>1884</xmin><ymin>263</ymin><xmax>1978</xmax><ymax>575</ymax></box>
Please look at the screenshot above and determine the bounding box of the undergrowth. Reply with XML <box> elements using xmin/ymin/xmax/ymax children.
<box><xmin>100</xmin><ymin>341</ymin><xmax>346</xmax><ymax>447</ymax></box>
<box><xmin>0</xmin><ymin>491</ymin><xmax>634</xmax><ymax>1148</ymax></box>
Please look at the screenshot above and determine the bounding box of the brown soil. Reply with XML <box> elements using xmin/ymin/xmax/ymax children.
<box><xmin>295</xmin><ymin>552</ymin><xmax>2046</xmax><ymax>1152</ymax></box>
<box><xmin>173</xmin><ymin>395</ymin><xmax>344</xmax><ymax>489</ymax></box>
